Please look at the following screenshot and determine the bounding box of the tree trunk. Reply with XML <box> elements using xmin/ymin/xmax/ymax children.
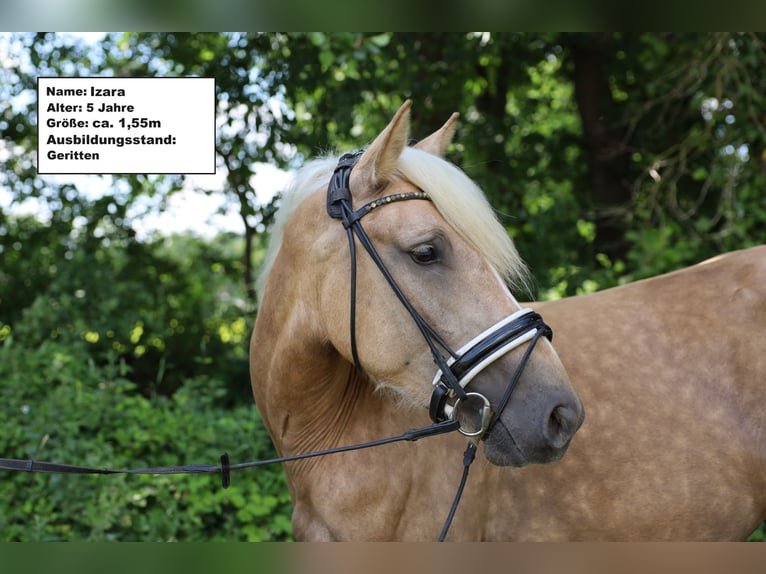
<box><xmin>242</xmin><ymin>209</ymin><xmax>256</xmax><ymax>306</ymax></box>
<box><xmin>568</xmin><ymin>33</ymin><xmax>632</xmax><ymax>260</ymax></box>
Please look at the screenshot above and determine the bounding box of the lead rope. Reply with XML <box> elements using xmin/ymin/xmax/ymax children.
<box><xmin>0</xmin><ymin>418</ymin><xmax>468</xmax><ymax>541</ymax></box>
<box><xmin>438</xmin><ymin>441</ymin><xmax>477</xmax><ymax>541</ymax></box>
<box><xmin>1</xmin><ymin>418</ymin><xmax>472</xmax><ymax>541</ymax></box>
<box><xmin>0</xmin><ymin>420</ymin><xmax>460</xmax><ymax>486</ymax></box>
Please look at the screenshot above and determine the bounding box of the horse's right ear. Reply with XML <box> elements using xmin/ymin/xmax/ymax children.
<box><xmin>414</xmin><ymin>112</ymin><xmax>459</xmax><ymax>157</ymax></box>
<box><xmin>350</xmin><ymin>100</ymin><xmax>412</xmax><ymax>198</ymax></box>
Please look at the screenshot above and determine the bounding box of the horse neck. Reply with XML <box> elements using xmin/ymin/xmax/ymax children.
<box><xmin>251</xmin><ymin>299</ymin><xmax>408</xmax><ymax>462</ymax></box>
<box><xmin>251</xmin><ymin>277</ymin><xmax>501</xmax><ymax>539</ymax></box>
<box><xmin>282</xmin><ymin>358</ymin><xmax>385</xmax><ymax>456</ymax></box>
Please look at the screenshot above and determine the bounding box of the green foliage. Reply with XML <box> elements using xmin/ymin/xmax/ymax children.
<box><xmin>5</xmin><ymin>32</ymin><xmax>764</xmax><ymax>297</ymax></box>
<box><xmin>0</xmin><ymin>340</ymin><xmax>292</xmax><ymax>541</ymax></box>
<box><xmin>1</xmin><ymin>214</ymin><xmax>253</xmax><ymax>400</ymax></box>
<box><xmin>2</xmin><ymin>32</ymin><xmax>765</xmax><ymax>541</ymax></box>
<box><xmin>749</xmin><ymin>523</ymin><xmax>766</xmax><ymax>541</ymax></box>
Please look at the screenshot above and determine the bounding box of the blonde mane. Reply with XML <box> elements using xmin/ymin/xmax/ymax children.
<box><xmin>256</xmin><ymin>148</ymin><xmax>529</xmax><ymax>304</ymax></box>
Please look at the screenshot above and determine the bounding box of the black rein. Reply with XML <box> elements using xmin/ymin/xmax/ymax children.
<box><xmin>0</xmin><ymin>419</ymin><xmax>460</xmax><ymax>489</ymax></box>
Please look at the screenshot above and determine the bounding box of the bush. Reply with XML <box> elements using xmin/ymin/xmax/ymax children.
<box><xmin>749</xmin><ymin>523</ymin><xmax>766</xmax><ymax>542</ymax></box>
<box><xmin>0</xmin><ymin>340</ymin><xmax>293</xmax><ymax>541</ymax></box>
<box><xmin>0</xmin><ymin>216</ymin><xmax>254</xmax><ymax>402</ymax></box>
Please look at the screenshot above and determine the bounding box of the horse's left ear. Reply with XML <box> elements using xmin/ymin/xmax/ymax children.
<box><xmin>350</xmin><ymin>100</ymin><xmax>412</xmax><ymax>197</ymax></box>
<box><xmin>414</xmin><ymin>112</ymin><xmax>460</xmax><ymax>157</ymax></box>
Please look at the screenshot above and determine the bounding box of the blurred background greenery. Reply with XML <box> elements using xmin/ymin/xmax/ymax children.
<box><xmin>1</xmin><ymin>32</ymin><xmax>764</xmax><ymax>541</ymax></box>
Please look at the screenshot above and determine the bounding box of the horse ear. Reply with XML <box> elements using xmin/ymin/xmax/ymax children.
<box><xmin>350</xmin><ymin>100</ymin><xmax>412</xmax><ymax>196</ymax></box>
<box><xmin>414</xmin><ymin>112</ymin><xmax>459</xmax><ymax>157</ymax></box>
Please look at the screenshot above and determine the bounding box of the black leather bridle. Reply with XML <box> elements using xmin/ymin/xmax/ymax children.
<box><xmin>326</xmin><ymin>150</ymin><xmax>553</xmax><ymax>440</ymax></box>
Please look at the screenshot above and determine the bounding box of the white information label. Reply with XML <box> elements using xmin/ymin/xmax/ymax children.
<box><xmin>37</xmin><ymin>77</ymin><xmax>215</xmax><ymax>174</ymax></box>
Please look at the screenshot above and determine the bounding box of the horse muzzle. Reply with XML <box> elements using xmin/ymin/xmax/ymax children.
<box><xmin>428</xmin><ymin>306</ymin><xmax>582</xmax><ymax>463</ymax></box>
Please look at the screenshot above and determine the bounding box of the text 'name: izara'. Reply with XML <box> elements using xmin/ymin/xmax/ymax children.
<box><xmin>45</xmin><ymin>86</ymin><xmax>127</xmax><ymax>97</ymax></box>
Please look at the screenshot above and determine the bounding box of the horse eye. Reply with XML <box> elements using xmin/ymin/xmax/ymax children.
<box><xmin>410</xmin><ymin>244</ymin><xmax>439</xmax><ymax>265</ymax></box>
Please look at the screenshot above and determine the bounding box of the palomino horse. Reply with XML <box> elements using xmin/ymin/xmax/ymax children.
<box><xmin>251</xmin><ymin>101</ymin><xmax>765</xmax><ymax>540</ymax></box>
<box><xmin>250</xmin><ymin>100</ymin><xmax>584</xmax><ymax>540</ymax></box>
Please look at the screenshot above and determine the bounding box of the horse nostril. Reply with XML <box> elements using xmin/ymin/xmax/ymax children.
<box><xmin>544</xmin><ymin>405</ymin><xmax>579</xmax><ymax>450</ymax></box>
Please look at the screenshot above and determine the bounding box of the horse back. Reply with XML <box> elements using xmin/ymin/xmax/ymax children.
<box><xmin>539</xmin><ymin>245</ymin><xmax>766</xmax><ymax>430</ymax></box>
<box><xmin>527</xmin><ymin>245</ymin><xmax>766</xmax><ymax>539</ymax></box>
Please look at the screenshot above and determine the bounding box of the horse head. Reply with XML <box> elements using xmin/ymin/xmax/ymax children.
<box><xmin>254</xmin><ymin>101</ymin><xmax>583</xmax><ymax>468</ymax></box>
